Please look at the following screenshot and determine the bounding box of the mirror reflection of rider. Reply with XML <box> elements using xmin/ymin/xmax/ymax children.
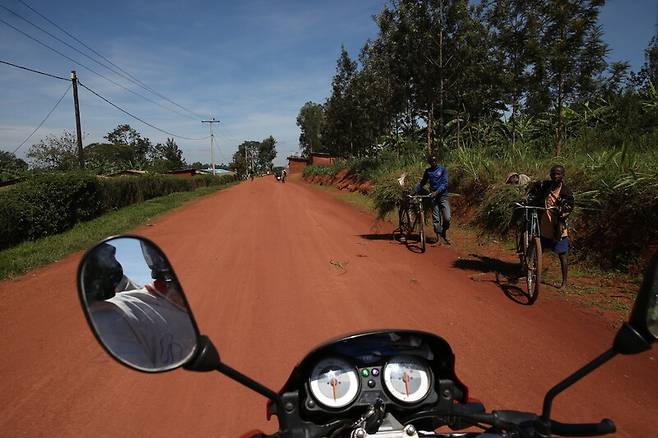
<box><xmin>85</xmin><ymin>242</ymin><xmax>195</xmax><ymax>369</ymax></box>
<box><xmin>82</xmin><ymin>243</ymin><xmax>140</xmax><ymax>302</ymax></box>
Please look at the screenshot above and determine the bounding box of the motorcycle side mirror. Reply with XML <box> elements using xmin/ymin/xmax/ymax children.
<box><xmin>613</xmin><ymin>250</ymin><xmax>658</xmax><ymax>354</ymax></box>
<box><xmin>77</xmin><ymin>235</ymin><xmax>201</xmax><ymax>372</ymax></box>
<box><xmin>541</xmin><ymin>250</ymin><xmax>657</xmax><ymax>425</ymax></box>
<box><xmin>78</xmin><ymin>236</ymin><xmax>285</xmax><ymax>421</ymax></box>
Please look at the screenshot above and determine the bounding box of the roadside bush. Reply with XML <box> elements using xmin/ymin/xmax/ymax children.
<box><xmin>0</xmin><ymin>172</ymin><xmax>101</xmax><ymax>249</ymax></box>
<box><xmin>0</xmin><ymin>172</ymin><xmax>237</xmax><ymax>250</ymax></box>
<box><xmin>370</xmin><ymin>164</ymin><xmax>424</xmax><ymax>219</ymax></box>
<box><xmin>302</xmin><ymin>161</ymin><xmax>348</xmax><ymax>178</ymax></box>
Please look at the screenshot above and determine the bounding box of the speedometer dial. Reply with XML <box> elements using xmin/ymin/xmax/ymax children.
<box><xmin>383</xmin><ymin>356</ymin><xmax>431</xmax><ymax>403</ymax></box>
<box><xmin>309</xmin><ymin>358</ymin><xmax>360</xmax><ymax>409</ymax></box>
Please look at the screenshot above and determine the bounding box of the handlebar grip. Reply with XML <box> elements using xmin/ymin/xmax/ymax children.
<box><xmin>550</xmin><ymin>419</ymin><xmax>616</xmax><ymax>436</ymax></box>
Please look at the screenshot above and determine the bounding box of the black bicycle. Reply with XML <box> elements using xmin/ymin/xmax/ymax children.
<box><xmin>396</xmin><ymin>194</ymin><xmax>433</xmax><ymax>253</ymax></box>
<box><xmin>513</xmin><ymin>203</ymin><xmax>556</xmax><ymax>304</ymax></box>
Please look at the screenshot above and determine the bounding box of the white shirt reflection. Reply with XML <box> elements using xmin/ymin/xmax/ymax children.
<box><xmin>90</xmin><ymin>280</ymin><xmax>196</xmax><ymax>370</ymax></box>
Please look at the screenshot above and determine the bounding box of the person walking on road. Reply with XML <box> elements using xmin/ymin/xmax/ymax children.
<box><xmin>416</xmin><ymin>154</ymin><xmax>451</xmax><ymax>245</ymax></box>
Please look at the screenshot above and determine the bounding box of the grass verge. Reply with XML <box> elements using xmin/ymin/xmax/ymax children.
<box><xmin>0</xmin><ymin>183</ymin><xmax>235</xmax><ymax>280</ymax></box>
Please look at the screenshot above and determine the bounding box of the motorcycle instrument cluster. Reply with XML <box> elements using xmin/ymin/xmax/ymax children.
<box><xmin>383</xmin><ymin>355</ymin><xmax>431</xmax><ymax>403</ymax></box>
<box><xmin>307</xmin><ymin>354</ymin><xmax>433</xmax><ymax>410</ymax></box>
<box><xmin>309</xmin><ymin>358</ymin><xmax>360</xmax><ymax>409</ymax></box>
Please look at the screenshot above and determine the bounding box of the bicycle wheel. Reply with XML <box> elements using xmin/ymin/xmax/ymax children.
<box><xmin>519</xmin><ymin>230</ymin><xmax>529</xmax><ymax>268</ymax></box>
<box><xmin>417</xmin><ymin>206</ymin><xmax>426</xmax><ymax>252</ymax></box>
<box><xmin>397</xmin><ymin>206</ymin><xmax>411</xmax><ymax>240</ymax></box>
<box><xmin>526</xmin><ymin>236</ymin><xmax>542</xmax><ymax>304</ymax></box>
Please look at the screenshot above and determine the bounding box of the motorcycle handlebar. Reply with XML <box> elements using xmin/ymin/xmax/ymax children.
<box><xmin>550</xmin><ymin>418</ymin><xmax>616</xmax><ymax>437</ymax></box>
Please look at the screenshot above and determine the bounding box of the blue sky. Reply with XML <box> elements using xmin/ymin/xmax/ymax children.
<box><xmin>0</xmin><ymin>0</ymin><xmax>656</xmax><ymax>167</ymax></box>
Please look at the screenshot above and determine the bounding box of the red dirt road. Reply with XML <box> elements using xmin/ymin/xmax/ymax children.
<box><xmin>1</xmin><ymin>176</ymin><xmax>656</xmax><ymax>437</ymax></box>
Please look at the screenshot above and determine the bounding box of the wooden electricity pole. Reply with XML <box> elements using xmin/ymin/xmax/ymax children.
<box><xmin>70</xmin><ymin>70</ymin><xmax>84</xmax><ymax>168</ymax></box>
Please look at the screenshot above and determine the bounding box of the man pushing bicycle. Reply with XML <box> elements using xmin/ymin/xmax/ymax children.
<box><xmin>416</xmin><ymin>154</ymin><xmax>451</xmax><ymax>245</ymax></box>
<box><xmin>524</xmin><ymin>165</ymin><xmax>574</xmax><ymax>289</ymax></box>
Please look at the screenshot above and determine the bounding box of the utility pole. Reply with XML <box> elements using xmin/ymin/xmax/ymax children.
<box><xmin>70</xmin><ymin>70</ymin><xmax>84</xmax><ymax>168</ymax></box>
<box><xmin>244</xmin><ymin>143</ymin><xmax>248</xmax><ymax>178</ymax></box>
<box><xmin>201</xmin><ymin>117</ymin><xmax>220</xmax><ymax>174</ymax></box>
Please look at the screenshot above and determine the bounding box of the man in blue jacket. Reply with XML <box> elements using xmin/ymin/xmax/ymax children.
<box><xmin>417</xmin><ymin>154</ymin><xmax>451</xmax><ymax>245</ymax></box>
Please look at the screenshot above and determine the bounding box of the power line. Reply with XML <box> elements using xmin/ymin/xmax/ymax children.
<box><xmin>78</xmin><ymin>80</ymin><xmax>209</xmax><ymax>141</ymax></box>
<box><xmin>0</xmin><ymin>15</ymin><xmax>198</xmax><ymax>121</ymax></box>
<box><xmin>12</xmin><ymin>82</ymin><xmax>72</xmax><ymax>154</ymax></box>
<box><xmin>0</xmin><ymin>58</ymin><xmax>69</xmax><ymax>81</ymax></box>
<box><xmin>17</xmin><ymin>0</ymin><xmax>205</xmax><ymax>120</ymax></box>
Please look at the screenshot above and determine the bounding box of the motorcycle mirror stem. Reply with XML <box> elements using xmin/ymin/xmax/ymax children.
<box><xmin>537</xmin><ymin>251</ymin><xmax>658</xmax><ymax>436</ymax></box>
<box><xmin>185</xmin><ymin>335</ymin><xmax>288</xmax><ymax>429</ymax></box>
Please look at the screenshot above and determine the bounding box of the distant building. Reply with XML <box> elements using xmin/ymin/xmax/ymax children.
<box><xmin>287</xmin><ymin>155</ymin><xmax>308</xmax><ymax>174</ymax></box>
<box><xmin>287</xmin><ymin>153</ymin><xmax>338</xmax><ymax>174</ymax></box>
<box><xmin>167</xmin><ymin>168</ymin><xmax>201</xmax><ymax>177</ymax></box>
<box><xmin>310</xmin><ymin>152</ymin><xmax>337</xmax><ymax>166</ymax></box>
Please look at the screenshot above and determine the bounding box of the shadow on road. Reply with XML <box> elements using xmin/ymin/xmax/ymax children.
<box><xmin>359</xmin><ymin>233</ymin><xmax>427</xmax><ymax>254</ymax></box>
<box><xmin>360</xmin><ymin>233</ymin><xmax>396</xmax><ymax>241</ymax></box>
<box><xmin>453</xmin><ymin>254</ymin><xmax>534</xmax><ymax>305</ymax></box>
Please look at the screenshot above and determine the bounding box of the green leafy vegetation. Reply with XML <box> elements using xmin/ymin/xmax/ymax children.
<box><xmin>0</xmin><ymin>185</ymin><xmax>232</xmax><ymax>280</ymax></box>
<box><xmin>0</xmin><ymin>172</ymin><xmax>236</xmax><ymax>251</ymax></box>
<box><xmin>296</xmin><ymin>0</ymin><xmax>658</xmax><ymax>272</ymax></box>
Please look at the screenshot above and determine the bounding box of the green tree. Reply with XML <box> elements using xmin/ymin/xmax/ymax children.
<box><xmin>372</xmin><ymin>0</ymin><xmax>503</xmax><ymax>152</ymax></box>
<box><xmin>26</xmin><ymin>131</ymin><xmax>79</xmax><ymax>170</ymax></box>
<box><xmin>323</xmin><ymin>46</ymin><xmax>359</xmax><ymax>157</ymax></box>
<box><xmin>257</xmin><ymin>136</ymin><xmax>277</xmax><ymax>172</ymax></box>
<box><xmin>230</xmin><ymin>141</ymin><xmax>259</xmax><ymax>177</ymax></box>
<box><xmin>84</xmin><ymin>142</ymin><xmax>134</xmax><ymax>173</ymax></box>
<box><xmin>105</xmin><ymin>124</ymin><xmax>153</xmax><ymax>168</ymax></box>
<box><xmin>149</xmin><ymin>138</ymin><xmax>186</xmax><ymax>171</ymax></box>
<box><xmin>296</xmin><ymin>102</ymin><xmax>326</xmax><ymax>157</ymax></box>
<box><xmin>0</xmin><ymin>150</ymin><xmax>28</xmax><ymax>181</ymax></box>
<box><xmin>486</xmin><ymin>0</ymin><xmax>543</xmax><ymax>145</ymax></box>
<box><xmin>525</xmin><ymin>0</ymin><xmax>608</xmax><ymax>155</ymax></box>
<box><xmin>638</xmin><ymin>36</ymin><xmax>658</xmax><ymax>89</ymax></box>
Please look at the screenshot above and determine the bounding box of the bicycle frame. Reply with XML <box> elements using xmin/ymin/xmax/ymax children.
<box><xmin>396</xmin><ymin>195</ymin><xmax>432</xmax><ymax>252</ymax></box>
<box><xmin>513</xmin><ymin>203</ymin><xmax>557</xmax><ymax>304</ymax></box>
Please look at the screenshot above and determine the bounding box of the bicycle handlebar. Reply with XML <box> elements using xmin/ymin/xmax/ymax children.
<box><xmin>407</xmin><ymin>194</ymin><xmax>434</xmax><ymax>199</ymax></box>
<box><xmin>513</xmin><ymin>202</ymin><xmax>556</xmax><ymax>210</ymax></box>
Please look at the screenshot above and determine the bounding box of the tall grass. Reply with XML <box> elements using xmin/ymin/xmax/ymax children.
<box><xmin>304</xmin><ymin>133</ymin><xmax>658</xmax><ymax>271</ymax></box>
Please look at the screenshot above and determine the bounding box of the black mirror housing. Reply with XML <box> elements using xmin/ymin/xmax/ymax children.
<box><xmin>627</xmin><ymin>250</ymin><xmax>658</xmax><ymax>344</ymax></box>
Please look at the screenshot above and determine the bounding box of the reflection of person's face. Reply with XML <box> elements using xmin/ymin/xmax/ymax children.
<box><xmin>85</xmin><ymin>244</ymin><xmax>123</xmax><ymax>301</ymax></box>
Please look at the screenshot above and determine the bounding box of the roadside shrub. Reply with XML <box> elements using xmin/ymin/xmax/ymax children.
<box><xmin>370</xmin><ymin>164</ymin><xmax>424</xmax><ymax>219</ymax></box>
<box><xmin>476</xmin><ymin>184</ymin><xmax>527</xmax><ymax>236</ymax></box>
<box><xmin>0</xmin><ymin>172</ymin><xmax>101</xmax><ymax>249</ymax></box>
<box><xmin>0</xmin><ymin>172</ymin><xmax>236</xmax><ymax>250</ymax></box>
<box><xmin>302</xmin><ymin>161</ymin><xmax>348</xmax><ymax>178</ymax></box>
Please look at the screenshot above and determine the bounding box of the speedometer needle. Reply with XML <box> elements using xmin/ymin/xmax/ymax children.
<box><xmin>403</xmin><ymin>371</ymin><xmax>410</xmax><ymax>397</ymax></box>
<box><xmin>330</xmin><ymin>377</ymin><xmax>338</xmax><ymax>401</ymax></box>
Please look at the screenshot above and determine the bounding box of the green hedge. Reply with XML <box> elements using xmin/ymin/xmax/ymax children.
<box><xmin>0</xmin><ymin>172</ymin><xmax>236</xmax><ymax>250</ymax></box>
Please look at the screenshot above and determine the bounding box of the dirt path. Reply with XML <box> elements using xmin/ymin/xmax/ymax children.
<box><xmin>1</xmin><ymin>175</ymin><xmax>656</xmax><ymax>437</ymax></box>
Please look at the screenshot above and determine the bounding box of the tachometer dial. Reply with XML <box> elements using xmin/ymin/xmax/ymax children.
<box><xmin>309</xmin><ymin>358</ymin><xmax>360</xmax><ymax>409</ymax></box>
<box><xmin>383</xmin><ymin>356</ymin><xmax>431</xmax><ymax>403</ymax></box>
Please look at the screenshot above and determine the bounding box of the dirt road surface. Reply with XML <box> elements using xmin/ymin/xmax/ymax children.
<box><xmin>1</xmin><ymin>176</ymin><xmax>656</xmax><ymax>437</ymax></box>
